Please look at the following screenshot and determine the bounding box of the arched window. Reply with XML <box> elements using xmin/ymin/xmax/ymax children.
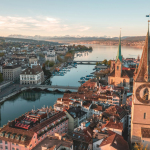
<box><xmin>143</xmin><ymin>88</ymin><xmax>149</xmax><ymax>100</ymax></box>
<box><xmin>123</xmin><ymin>79</ymin><xmax>126</xmax><ymax>87</ymax></box>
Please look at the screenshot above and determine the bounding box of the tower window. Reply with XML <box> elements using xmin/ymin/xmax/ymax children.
<box><xmin>117</xmin><ymin>66</ymin><xmax>119</xmax><ymax>70</ymax></box>
<box><xmin>144</xmin><ymin>113</ymin><xmax>146</xmax><ymax>119</ymax></box>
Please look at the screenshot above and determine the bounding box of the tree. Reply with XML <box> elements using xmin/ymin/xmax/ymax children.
<box><xmin>45</xmin><ymin>61</ymin><xmax>55</xmax><ymax>67</ymax></box>
<box><xmin>0</xmin><ymin>73</ymin><xmax>3</xmax><ymax>83</ymax></box>
<box><xmin>107</xmin><ymin>60</ymin><xmax>111</xmax><ymax>66</ymax></box>
<box><xmin>57</xmin><ymin>55</ymin><xmax>63</xmax><ymax>63</ymax></box>
<box><xmin>102</xmin><ymin>59</ymin><xmax>108</xmax><ymax>65</ymax></box>
<box><xmin>133</xmin><ymin>142</ymin><xmax>148</xmax><ymax>150</ymax></box>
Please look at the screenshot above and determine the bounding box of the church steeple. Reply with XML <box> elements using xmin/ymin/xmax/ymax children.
<box><xmin>116</xmin><ymin>30</ymin><xmax>122</xmax><ymax>62</ymax></box>
<box><xmin>134</xmin><ymin>21</ymin><xmax>150</xmax><ymax>82</ymax></box>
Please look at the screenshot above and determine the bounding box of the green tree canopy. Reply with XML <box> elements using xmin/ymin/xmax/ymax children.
<box><xmin>45</xmin><ymin>61</ymin><xmax>55</xmax><ymax>67</ymax></box>
<box><xmin>107</xmin><ymin>60</ymin><xmax>111</xmax><ymax>66</ymax></box>
<box><xmin>102</xmin><ymin>59</ymin><xmax>108</xmax><ymax>65</ymax></box>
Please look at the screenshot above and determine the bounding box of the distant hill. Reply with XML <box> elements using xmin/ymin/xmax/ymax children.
<box><xmin>5</xmin><ymin>35</ymin><xmax>147</xmax><ymax>44</ymax></box>
<box><xmin>122</xmin><ymin>36</ymin><xmax>146</xmax><ymax>41</ymax></box>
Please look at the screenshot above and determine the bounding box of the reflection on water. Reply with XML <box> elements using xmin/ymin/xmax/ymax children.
<box><xmin>21</xmin><ymin>90</ymin><xmax>42</xmax><ymax>101</ymax></box>
<box><xmin>1</xmin><ymin>91</ymin><xmax>63</xmax><ymax>126</ymax></box>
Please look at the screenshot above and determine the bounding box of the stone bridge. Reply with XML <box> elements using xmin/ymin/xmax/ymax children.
<box><xmin>24</xmin><ymin>85</ymin><xmax>79</xmax><ymax>92</ymax></box>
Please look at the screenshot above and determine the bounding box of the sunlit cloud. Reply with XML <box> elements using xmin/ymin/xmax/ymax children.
<box><xmin>0</xmin><ymin>16</ymin><xmax>91</xmax><ymax>35</ymax></box>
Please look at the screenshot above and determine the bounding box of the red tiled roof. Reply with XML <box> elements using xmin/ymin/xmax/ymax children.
<box><xmin>102</xmin><ymin>121</ymin><xmax>123</xmax><ymax>130</ymax></box>
<box><xmin>30</xmin><ymin>112</ymin><xmax>66</xmax><ymax>132</ymax></box>
<box><xmin>100</xmin><ymin>133</ymin><xmax>129</xmax><ymax>150</ymax></box>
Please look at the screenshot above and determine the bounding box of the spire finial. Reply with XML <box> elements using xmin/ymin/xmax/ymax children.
<box><xmin>116</xmin><ymin>29</ymin><xmax>122</xmax><ymax>62</ymax></box>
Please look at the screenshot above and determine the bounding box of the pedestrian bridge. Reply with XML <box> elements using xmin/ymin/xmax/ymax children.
<box><xmin>24</xmin><ymin>85</ymin><xmax>79</xmax><ymax>92</ymax></box>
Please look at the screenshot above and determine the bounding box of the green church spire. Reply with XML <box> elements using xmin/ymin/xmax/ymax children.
<box><xmin>116</xmin><ymin>30</ymin><xmax>122</xmax><ymax>62</ymax></box>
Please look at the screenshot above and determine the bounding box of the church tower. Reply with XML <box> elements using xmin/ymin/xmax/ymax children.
<box><xmin>131</xmin><ymin>22</ymin><xmax>150</xmax><ymax>145</ymax></box>
<box><xmin>115</xmin><ymin>31</ymin><xmax>122</xmax><ymax>78</ymax></box>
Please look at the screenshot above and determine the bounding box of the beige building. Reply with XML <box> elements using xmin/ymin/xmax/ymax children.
<box><xmin>3</xmin><ymin>65</ymin><xmax>21</xmax><ymax>81</ymax></box>
<box><xmin>108</xmin><ymin>33</ymin><xmax>134</xmax><ymax>91</ymax></box>
<box><xmin>65</xmin><ymin>107</ymin><xmax>87</xmax><ymax>132</ymax></box>
<box><xmin>20</xmin><ymin>65</ymin><xmax>44</xmax><ymax>85</ymax></box>
<box><xmin>29</xmin><ymin>55</ymin><xmax>38</xmax><ymax>64</ymax></box>
<box><xmin>131</xmin><ymin>26</ymin><xmax>150</xmax><ymax>148</ymax></box>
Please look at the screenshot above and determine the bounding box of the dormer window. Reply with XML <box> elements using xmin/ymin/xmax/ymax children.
<box><xmin>21</xmin><ymin>135</ymin><xmax>26</xmax><ymax>141</ymax></box>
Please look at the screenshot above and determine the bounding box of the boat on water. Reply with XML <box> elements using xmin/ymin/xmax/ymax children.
<box><xmin>78</xmin><ymin>80</ymin><xmax>85</xmax><ymax>83</ymax></box>
<box><xmin>80</xmin><ymin>77</ymin><xmax>85</xmax><ymax>80</ymax></box>
<box><xmin>85</xmin><ymin>77</ymin><xmax>91</xmax><ymax>80</ymax></box>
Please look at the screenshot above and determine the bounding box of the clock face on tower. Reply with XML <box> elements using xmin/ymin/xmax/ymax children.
<box><xmin>135</xmin><ymin>84</ymin><xmax>150</xmax><ymax>104</ymax></box>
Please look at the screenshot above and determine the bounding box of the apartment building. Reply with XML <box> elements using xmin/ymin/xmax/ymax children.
<box><xmin>0</xmin><ymin>108</ymin><xmax>68</xmax><ymax>150</ymax></box>
<box><xmin>3</xmin><ymin>65</ymin><xmax>21</xmax><ymax>81</ymax></box>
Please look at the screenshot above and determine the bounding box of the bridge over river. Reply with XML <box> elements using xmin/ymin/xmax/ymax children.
<box><xmin>69</xmin><ymin>60</ymin><xmax>102</xmax><ymax>64</ymax></box>
<box><xmin>23</xmin><ymin>85</ymin><xmax>79</xmax><ymax>92</ymax></box>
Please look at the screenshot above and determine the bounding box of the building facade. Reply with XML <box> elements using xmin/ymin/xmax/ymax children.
<box><xmin>108</xmin><ymin>33</ymin><xmax>134</xmax><ymax>91</ymax></box>
<box><xmin>20</xmin><ymin>65</ymin><xmax>44</xmax><ymax>85</ymax></box>
<box><xmin>3</xmin><ymin>65</ymin><xmax>21</xmax><ymax>81</ymax></box>
<box><xmin>0</xmin><ymin>108</ymin><xmax>68</xmax><ymax>150</ymax></box>
<box><xmin>29</xmin><ymin>56</ymin><xmax>38</xmax><ymax>64</ymax></box>
<box><xmin>45</xmin><ymin>49</ymin><xmax>57</xmax><ymax>63</ymax></box>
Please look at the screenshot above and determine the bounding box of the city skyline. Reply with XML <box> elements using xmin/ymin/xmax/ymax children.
<box><xmin>0</xmin><ymin>0</ymin><xmax>150</xmax><ymax>37</ymax></box>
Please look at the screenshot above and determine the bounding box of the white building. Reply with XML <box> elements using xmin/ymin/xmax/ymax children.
<box><xmin>20</xmin><ymin>64</ymin><xmax>44</xmax><ymax>85</ymax></box>
<box><xmin>55</xmin><ymin>46</ymin><xmax>68</xmax><ymax>54</ymax></box>
<box><xmin>45</xmin><ymin>49</ymin><xmax>57</xmax><ymax>63</ymax></box>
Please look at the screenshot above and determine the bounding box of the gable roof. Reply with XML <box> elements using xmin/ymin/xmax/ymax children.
<box><xmin>100</xmin><ymin>133</ymin><xmax>129</xmax><ymax>150</ymax></box>
<box><xmin>21</xmin><ymin>65</ymin><xmax>43</xmax><ymax>75</ymax></box>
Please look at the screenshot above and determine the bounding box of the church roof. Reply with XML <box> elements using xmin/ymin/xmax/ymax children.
<box><xmin>116</xmin><ymin>31</ymin><xmax>122</xmax><ymax>62</ymax></box>
<box><xmin>134</xmin><ymin>23</ymin><xmax>150</xmax><ymax>82</ymax></box>
<box><xmin>108</xmin><ymin>69</ymin><xmax>133</xmax><ymax>78</ymax></box>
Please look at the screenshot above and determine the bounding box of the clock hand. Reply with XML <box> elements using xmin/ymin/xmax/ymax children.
<box><xmin>142</xmin><ymin>93</ymin><xmax>149</xmax><ymax>100</ymax></box>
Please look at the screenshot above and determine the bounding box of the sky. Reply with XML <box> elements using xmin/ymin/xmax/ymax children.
<box><xmin>0</xmin><ymin>0</ymin><xmax>150</xmax><ymax>37</ymax></box>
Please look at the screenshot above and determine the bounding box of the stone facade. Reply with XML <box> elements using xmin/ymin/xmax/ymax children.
<box><xmin>29</xmin><ymin>56</ymin><xmax>38</xmax><ymax>64</ymax></box>
<box><xmin>45</xmin><ymin>49</ymin><xmax>57</xmax><ymax>63</ymax></box>
<box><xmin>20</xmin><ymin>65</ymin><xmax>44</xmax><ymax>85</ymax></box>
<box><xmin>3</xmin><ymin>65</ymin><xmax>21</xmax><ymax>81</ymax></box>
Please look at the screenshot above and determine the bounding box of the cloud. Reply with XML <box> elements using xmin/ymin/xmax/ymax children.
<box><xmin>0</xmin><ymin>16</ymin><xmax>90</xmax><ymax>34</ymax></box>
<box><xmin>77</xmin><ymin>26</ymin><xmax>90</xmax><ymax>31</ymax></box>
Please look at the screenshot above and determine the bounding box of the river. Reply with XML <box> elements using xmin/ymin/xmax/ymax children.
<box><xmin>0</xmin><ymin>44</ymin><xmax>142</xmax><ymax>127</ymax></box>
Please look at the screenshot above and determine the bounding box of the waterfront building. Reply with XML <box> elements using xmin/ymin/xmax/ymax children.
<box><xmin>20</xmin><ymin>64</ymin><xmax>44</xmax><ymax>85</ymax></box>
<box><xmin>45</xmin><ymin>48</ymin><xmax>57</xmax><ymax>63</ymax></box>
<box><xmin>131</xmin><ymin>25</ymin><xmax>150</xmax><ymax>148</ymax></box>
<box><xmin>108</xmin><ymin>32</ymin><xmax>134</xmax><ymax>91</ymax></box>
<box><xmin>3</xmin><ymin>65</ymin><xmax>21</xmax><ymax>81</ymax></box>
<box><xmin>0</xmin><ymin>108</ymin><xmax>68</xmax><ymax>150</ymax></box>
